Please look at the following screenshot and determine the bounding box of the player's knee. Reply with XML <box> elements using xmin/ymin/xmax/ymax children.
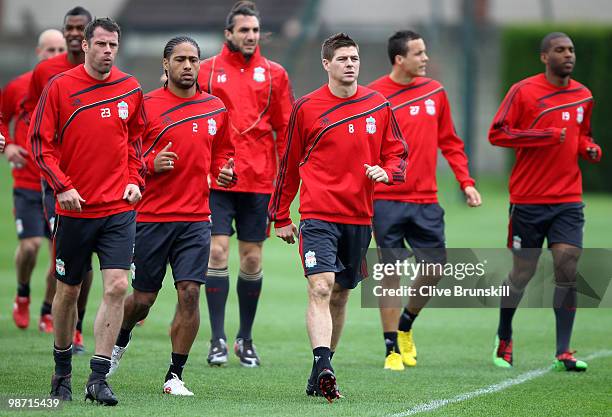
<box><xmin>330</xmin><ymin>287</ymin><xmax>350</xmax><ymax>307</ymax></box>
<box><xmin>240</xmin><ymin>253</ymin><xmax>262</xmax><ymax>274</ymax></box>
<box><xmin>19</xmin><ymin>238</ymin><xmax>42</xmax><ymax>260</ymax></box>
<box><xmin>177</xmin><ymin>283</ymin><xmax>200</xmax><ymax>313</ymax></box>
<box><xmin>56</xmin><ymin>282</ymin><xmax>80</xmax><ymax>303</ymax></box>
<box><xmin>309</xmin><ymin>279</ymin><xmax>333</xmax><ymax>302</ymax></box>
<box><xmin>133</xmin><ymin>291</ymin><xmax>157</xmax><ymax>312</ymax></box>
<box><xmin>104</xmin><ymin>275</ymin><xmax>129</xmax><ymax>299</ymax></box>
<box><xmin>209</xmin><ymin>243</ymin><xmax>229</xmax><ymax>266</ymax></box>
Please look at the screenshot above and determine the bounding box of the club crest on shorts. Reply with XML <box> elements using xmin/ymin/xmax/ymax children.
<box><xmin>576</xmin><ymin>106</ymin><xmax>584</xmax><ymax>124</ymax></box>
<box><xmin>253</xmin><ymin>67</ymin><xmax>266</xmax><ymax>82</ymax></box>
<box><xmin>304</xmin><ymin>250</ymin><xmax>317</xmax><ymax>268</ymax></box>
<box><xmin>208</xmin><ymin>118</ymin><xmax>217</xmax><ymax>135</ymax></box>
<box><xmin>117</xmin><ymin>101</ymin><xmax>129</xmax><ymax>120</ymax></box>
<box><xmin>425</xmin><ymin>99</ymin><xmax>436</xmax><ymax>116</ymax></box>
<box><xmin>365</xmin><ymin>116</ymin><xmax>377</xmax><ymax>134</ymax></box>
<box><xmin>15</xmin><ymin>218</ymin><xmax>23</xmax><ymax>235</ymax></box>
<box><xmin>512</xmin><ymin>235</ymin><xmax>522</xmax><ymax>250</ymax></box>
<box><xmin>56</xmin><ymin>258</ymin><xmax>66</xmax><ymax>276</ymax></box>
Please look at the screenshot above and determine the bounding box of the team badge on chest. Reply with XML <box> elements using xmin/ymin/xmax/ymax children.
<box><xmin>365</xmin><ymin>116</ymin><xmax>377</xmax><ymax>134</ymax></box>
<box><xmin>117</xmin><ymin>101</ymin><xmax>129</xmax><ymax>120</ymax></box>
<box><xmin>425</xmin><ymin>99</ymin><xmax>436</xmax><ymax>116</ymax></box>
<box><xmin>253</xmin><ymin>67</ymin><xmax>266</xmax><ymax>82</ymax></box>
<box><xmin>208</xmin><ymin>118</ymin><xmax>217</xmax><ymax>135</ymax></box>
<box><xmin>576</xmin><ymin>106</ymin><xmax>584</xmax><ymax>124</ymax></box>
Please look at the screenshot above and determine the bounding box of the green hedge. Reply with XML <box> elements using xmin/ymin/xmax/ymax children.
<box><xmin>501</xmin><ymin>25</ymin><xmax>612</xmax><ymax>193</ymax></box>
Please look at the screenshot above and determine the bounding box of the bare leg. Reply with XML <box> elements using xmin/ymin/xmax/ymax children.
<box><xmin>329</xmin><ymin>283</ymin><xmax>350</xmax><ymax>352</ymax></box>
<box><xmin>170</xmin><ymin>281</ymin><xmax>201</xmax><ymax>354</ymax></box>
<box><xmin>306</xmin><ymin>272</ymin><xmax>335</xmax><ymax>349</ymax></box>
<box><xmin>93</xmin><ymin>269</ymin><xmax>128</xmax><ymax>357</ymax></box>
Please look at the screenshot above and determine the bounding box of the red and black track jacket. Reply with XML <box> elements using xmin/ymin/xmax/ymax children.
<box><xmin>369</xmin><ymin>76</ymin><xmax>474</xmax><ymax>203</ymax></box>
<box><xmin>28</xmin><ymin>65</ymin><xmax>145</xmax><ymax>218</ymax></box>
<box><xmin>23</xmin><ymin>53</ymin><xmax>78</xmax><ymax>121</ymax></box>
<box><xmin>489</xmin><ymin>73</ymin><xmax>601</xmax><ymax>204</ymax></box>
<box><xmin>137</xmin><ymin>87</ymin><xmax>234</xmax><ymax>223</ymax></box>
<box><xmin>269</xmin><ymin>85</ymin><xmax>408</xmax><ymax>227</ymax></box>
<box><xmin>1</xmin><ymin>71</ymin><xmax>42</xmax><ymax>190</ymax></box>
<box><xmin>198</xmin><ymin>44</ymin><xmax>293</xmax><ymax>194</ymax></box>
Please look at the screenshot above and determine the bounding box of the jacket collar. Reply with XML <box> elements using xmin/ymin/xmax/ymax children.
<box><xmin>220</xmin><ymin>43</ymin><xmax>262</xmax><ymax>67</ymax></box>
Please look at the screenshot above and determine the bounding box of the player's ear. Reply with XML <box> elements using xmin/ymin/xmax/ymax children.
<box><xmin>162</xmin><ymin>57</ymin><xmax>169</xmax><ymax>72</ymax></box>
<box><xmin>224</xmin><ymin>29</ymin><xmax>233</xmax><ymax>42</ymax></box>
<box><xmin>540</xmin><ymin>52</ymin><xmax>547</xmax><ymax>66</ymax></box>
<box><xmin>81</xmin><ymin>39</ymin><xmax>88</xmax><ymax>53</ymax></box>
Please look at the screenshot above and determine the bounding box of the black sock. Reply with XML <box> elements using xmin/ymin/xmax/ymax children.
<box><xmin>313</xmin><ymin>346</ymin><xmax>332</xmax><ymax>373</ymax></box>
<box><xmin>330</xmin><ymin>351</ymin><xmax>335</xmax><ymax>361</ymax></box>
<box><xmin>205</xmin><ymin>268</ymin><xmax>229</xmax><ymax>340</ymax></box>
<box><xmin>165</xmin><ymin>352</ymin><xmax>188</xmax><ymax>381</ymax></box>
<box><xmin>498</xmin><ymin>278</ymin><xmax>525</xmax><ymax>341</ymax></box>
<box><xmin>53</xmin><ymin>344</ymin><xmax>72</xmax><ymax>376</ymax></box>
<box><xmin>76</xmin><ymin>309</ymin><xmax>85</xmax><ymax>333</ymax></box>
<box><xmin>116</xmin><ymin>327</ymin><xmax>132</xmax><ymax>348</ymax></box>
<box><xmin>398</xmin><ymin>308</ymin><xmax>418</xmax><ymax>332</ymax></box>
<box><xmin>88</xmin><ymin>355</ymin><xmax>111</xmax><ymax>382</ymax></box>
<box><xmin>554</xmin><ymin>285</ymin><xmax>577</xmax><ymax>356</ymax></box>
<box><xmin>17</xmin><ymin>282</ymin><xmax>30</xmax><ymax>298</ymax></box>
<box><xmin>236</xmin><ymin>270</ymin><xmax>263</xmax><ymax>340</ymax></box>
<box><xmin>41</xmin><ymin>302</ymin><xmax>52</xmax><ymax>316</ymax></box>
<box><xmin>384</xmin><ymin>331</ymin><xmax>399</xmax><ymax>355</ymax></box>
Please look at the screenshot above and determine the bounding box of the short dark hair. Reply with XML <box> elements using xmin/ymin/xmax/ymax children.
<box><xmin>225</xmin><ymin>1</ymin><xmax>260</xmax><ymax>31</ymax></box>
<box><xmin>321</xmin><ymin>33</ymin><xmax>358</xmax><ymax>61</ymax></box>
<box><xmin>84</xmin><ymin>17</ymin><xmax>121</xmax><ymax>43</ymax></box>
<box><xmin>540</xmin><ymin>32</ymin><xmax>571</xmax><ymax>53</ymax></box>
<box><xmin>387</xmin><ymin>30</ymin><xmax>422</xmax><ymax>65</ymax></box>
<box><xmin>163</xmin><ymin>36</ymin><xmax>201</xmax><ymax>59</ymax></box>
<box><xmin>64</xmin><ymin>6</ymin><xmax>92</xmax><ymax>24</ymax></box>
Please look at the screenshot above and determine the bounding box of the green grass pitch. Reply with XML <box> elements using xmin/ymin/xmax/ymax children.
<box><xmin>0</xmin><ymin>166</ymin><xmax>611</xmax><ymax>416</ymax></box>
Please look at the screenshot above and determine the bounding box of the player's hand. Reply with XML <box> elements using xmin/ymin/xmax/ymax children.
<box><xmin>463</xmin><ymin>186</ymin><xmax>482</xmax><ymax>207</ymax></box>
<box><xmin>364</xmin><ymin>164</ymin><xmax>389</xmax><ymax>183</ymax></box>
<box><xmin>4</xmin><ymin>144</ymin><xmax>28</xmax><ymax>168</ymax></box>
<box><xmin>559</xmin><ymin>127</ymin><xmax>566</xmax><ymax>143</ymax></box>
<box><xmin>154</xmin><ymin>141</ymin><xmax>178</xmax><ymax>173</ymax></box>
<box><xmin>57</xmin><ymin>188</ymin><xmax>86</xmax><ymax>212</ymax></box>
<box><xmin>217</xmin><ymin>158</ymin><xmax>234</xmax><ymax>188</ymax></box>
<box><xmin>123</xmin><ymin>183</ymin><xmax>142</xmax><ymax>204</ymax></box>
<box><xmin>0</xmin><ymin>132</ymin><xmax>5</xmax><ymax>153</ymax></box>
<box><xmin>275</xmin><ymin>223</ymin><xmax>298</xmax><ymax>244</ymax></box>
<box><xmin>586</xmin><ymin>146</ymin><xmax>599</xmax><ymax>160</ymax></box>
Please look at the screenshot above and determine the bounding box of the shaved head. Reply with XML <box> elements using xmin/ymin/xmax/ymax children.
<box><xmin>540</xmin><ymin>32</ymin><xmax>570</xmax><ymax>53</ymax></box>
<box><xmin>36</xmin><ymin>29</ymin><xmax>66</xmax><ymax>60</ymax></box>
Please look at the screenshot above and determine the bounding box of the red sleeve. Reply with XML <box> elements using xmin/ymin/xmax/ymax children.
<box><xmin>438</xmin><ymin>91</ymin><xmax>475</xmax><ymax>190</ymax></box>
<box><xmin>23</xmin><ymin>66</ymin><xmax>45</xmax><ymax>125</ymax></box>
<box><xmin>0</xmin><ymin>90</ymin><xmax>9</xmax><ymax>153</ymax></box>
<box><xmin>269</xmin><ymin>68</ymin><xmax>294</xmax><ymax>159</ymax></box>
<box><xmin>268</xmin><ymin>98</ymin><xmax>307</xmax><ymax>227</ymax></box>
<box><xmin>1</xmin><ymin>84</ymin><xmax>16</xmax><ymax>143</ymax></box>
<box><xmin>578</xmin><ymin>102</ymin><xmax>601</xmax><ymax>163</ymax></box>
<box><xmin>379</xmin><ymin>105</ymin><xmax>407</xmax><ymax>185</ymax></box>
<box><xmin>127</xmin><ymin>90</ymin><xmax>146</xmax><ymax>188</ymax></box>
<box><xmin>29</xmin><ymin>79</ymin><xmax>73</xmax><ymax>192</ymax></box>
<box><xmin>210</xmin><ymin>110</ymin><xmax>237</xmax><ymax>186</ymax></box>
<box><xmin>489</xmin><ymin>84</ymin><xmax>562</xmax><ymax>148</ymax></box>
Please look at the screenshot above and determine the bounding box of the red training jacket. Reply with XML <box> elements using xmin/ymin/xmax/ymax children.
<box><xmin>2</xmin><ymin>71</ymin><xmax>42</xmax><ymax>191</ymax></box>
<box><xmin>198</xmin><ymin>44</ymin><xmax>293</xmax><ymax>194</ymax></box>
<box><xmin>137</xmin><ymin>87</ymin><xmax>234</xmax><ymax>222</ymax></box>
<box><xmin>489</xmin><ymin>73</ymin><xmax>601</xmax><ymax>204</ymax></box>
<box><xmin>23</xmin><ymin>53</ymin><xmax>79</xmax><ymax>122</ymax></box>
<box><xmin>369</xmin><ymin>76</ymin><xmax>474</xmax><ymax>203</ymax></box>
<box><xmin>29</xmin><ymin>65</ymin><xmax>145</xmax><ymax>218</ymax></box>
<box><xmin>269</xmin><ymin>85</ymin><xmax>408</xmax><ymax>227</ymax></box>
